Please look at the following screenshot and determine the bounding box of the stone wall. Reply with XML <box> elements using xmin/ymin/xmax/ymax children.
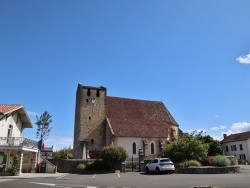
<box><xmin>48</xmin><ymin>159</ymin><xmax>123</xmax><ymax>173</ymax></box>
<box><xmin>175</xmin><ymin>166</ymin><xmax>240</xmax><ymax>174</ymax></box>
<box><xmin>48</xmin><ymin>159</ymin><xmax>90</xmax><ymax>173</ymax></box>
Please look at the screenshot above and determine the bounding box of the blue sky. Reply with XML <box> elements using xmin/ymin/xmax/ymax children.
<box><xmin>1</xmin><ymin>1</ymin><xmax>250</xmax><ymax>150</ymax></box>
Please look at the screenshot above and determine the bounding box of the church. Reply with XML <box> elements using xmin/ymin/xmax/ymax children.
<box><xmin>73</xmin><ymin>83</ymin><xmax>182</xmax><ymax>161</ymax></box>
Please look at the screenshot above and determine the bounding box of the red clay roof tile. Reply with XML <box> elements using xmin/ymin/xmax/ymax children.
<box><xmin>106</xmin><ymin>97</ymin><xmax>178</xmax><ymax>137</ymax></box>
<box><xmin>221</xmin><ymin>131</ymin><xmax>250</xmax><ymax>143</ymax></box>
<box><xmin>0</xmin><ymin>104</ymin><xmax>23</xmax><ymax>114</ymax></box>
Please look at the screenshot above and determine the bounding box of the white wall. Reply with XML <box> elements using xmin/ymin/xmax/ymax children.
<box><xmin>221</xmin><ymin>139</ymin><xmax>250</xmax><ymax>161</ymax></box>
<box><xmin>114</xmin><ymin>137</ymin><xmax>164</xmax><ymax>160</ymax></box>
<box><xmin>115</xmin><ymin>137</ymin><xmax>143</xmax><ymax>159</ymax></box>
<box><xmin>0</xmin><ymin>113</ymin><xmax>22</xmax><ymax>137</ymax></box>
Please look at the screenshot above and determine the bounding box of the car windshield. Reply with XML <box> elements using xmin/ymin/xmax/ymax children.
<box><xmin>160</xmin><ymin>159</ymin><xmax>170</xmax><ymax>163</ymax></box>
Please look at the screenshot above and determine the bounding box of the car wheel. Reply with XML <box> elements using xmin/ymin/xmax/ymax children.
<box><xmin>146</xmin><ymin>167</ymin><xmax>149</xmax><ymax>174</ymax></box>
<box><xmin>156</xmin><ymin>167</ymin><xmax>160</xmax><ymax>175</ymax></box>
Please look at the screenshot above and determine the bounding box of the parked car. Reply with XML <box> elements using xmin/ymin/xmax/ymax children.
<box><xmin>145</xmin><ymin>158</ymin><xmax>175</xmax><ymax>174</ymax></box>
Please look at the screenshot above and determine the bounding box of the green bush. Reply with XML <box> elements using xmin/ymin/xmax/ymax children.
<box><xmin>176</xmin><ymin>160</ymin><xmax>202</xmax><ymax>167</ymax></box>
<box><xmin>211</xmin><ymin>155</ymin><xmax>230</xmax><ymax>167</ymax></box>
<box><xmin>230</xmin><ymin>159</ymin><xmax>237</xmax><ymax>165</ymax></box>
<box><xmin>101</xmin><ymin>146</ymin><xmax>128</xmax><ymax>169</ymax></box>
<box><xmin>238</xmin><ymin>160</ymin><xmax>249</xmax><ymax>165</ymax></box>
<box><xmin>161</xmin><ymin>133</ymin><xmax>209</xmax><ymax>163</ymax></box>
<box><xmin>85</xmin><ymin>160</ymin><xmax>111</xmax><ymax>171</ymax></box>
<box><xmin>11</xmin><ymin>155</ymin><xmax>20</xmax><ymax>176</ymax></box>
<box><xmin>77</xmin><ymin>163</ymin><xmax>85</xmax><ymax>173</ymax></box>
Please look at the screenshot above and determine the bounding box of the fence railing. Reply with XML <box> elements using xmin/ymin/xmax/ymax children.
<box><xmin>0</xmin><ymin>137</ymin><xmax>38</xmax><ymax>149</ymax></box>
<box><xmin>125</xmin><ymin>160</ymin><xmax>140</xmax><ymax>171</ymax></box>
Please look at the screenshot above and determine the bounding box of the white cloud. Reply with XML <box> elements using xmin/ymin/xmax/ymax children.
<box><xmin>27</xmin><ymin>111</ymin><xmax>39</xmax><ymax>117</ymax></box>
<box><xmin>45</xmin><ymin>136</ymin><xmax>73</xmax><ymax>151</ymax></box>
<box><xmin>211</xmin><ymin>126</ymin><xmax>226</xmax><ymax>131</ymax></box>
<box><xmin>236</xmin><ymin>51</ymin><xmax>250</xmax><ymax>64</ymax></box>
<box><xmin>211</xmin><ymin>135</ymin><xmax>222</xmax><ymax>141</ymax></box>
<box><xmin>231</xmin><ymin>122</ymin><xmax>250</xmax><ymax>132</ymax></box>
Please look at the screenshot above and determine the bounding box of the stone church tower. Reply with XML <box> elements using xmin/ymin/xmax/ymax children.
<box><xmin>73</xmin><ymin>83</ymin><xmax>107</xmax><ymax>159</ymax></box>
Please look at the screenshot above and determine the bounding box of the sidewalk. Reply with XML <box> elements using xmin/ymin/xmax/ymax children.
<box><xmin>0</xmin><ymin>172</ymin><xmax>68</xmax><ymax>179</ymax></box>
<box><xmin>239</xmin><ymin>165</ymin><xmax>250</xmax><ymax>170</ymax></box>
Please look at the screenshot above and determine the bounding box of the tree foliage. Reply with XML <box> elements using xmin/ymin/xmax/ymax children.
<box><xmin>52</xmin><ymin>146</ymin><xmax>73</xmax><ymax>159</ymax></box>
<box><xmin>100</xmin><ymin>146</ymin><xmax>128</xmax><ymax>169</ymax></box>
<box><xmin>35</xmin><ymin>111</ymin><xmax>53</xmax><ymax>140</ymax></box>
<box><xmin>194</xmin><ymin>131</ymin><xmax>223</xmax><ymax>156</ymax></box>
<box><xmin>11</xmin><ymin>155</ymin><xmax>20</xmax><ymax>176</ymax></box>
<box><xmin>161</xmin><ymin>132</ymin><xmax>209</xmax><ymax>163</ymax></box>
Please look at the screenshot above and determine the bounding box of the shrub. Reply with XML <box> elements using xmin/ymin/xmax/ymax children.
<box><xmin>230</xmin><ymin>159</ymin><xmax>237</xmax><ymax>165</ymax></box>
<box><xmin>238</xmin><ymin>159</ymin><xmax>249</xmax><ymax>165</ymax></box>
<box><xmin>11</xmin><ymin>155</ymin><xmax>20</xmax><ymax>176</ymax></box>
<box><xmin>101</xmin><ymin>146</ymin><xmax>128</xmax><ymax>169</ymax></box>
<box><xmin>161</xmin><ymin>133</ymin><xmax>209</xmax><ymax>163</ymax></box>
<box><xmin>176</xmin><ymin>160</ymin><xmax>202</xmax><ymax>167</ymax></box>
<box><xmin>85</xmin><ymin>160</ymin><xmax>111</xmax><ymax>171</ymax></box>
<box><xmin>199</xmin><ymin>156</ymin><xmax>214</xmax><ymax>166</ymax></box>
<box><xmin>211</xmin><ymin>155</ymin><xmax>230</xmax><ymax>167</ymax></box>
<box><xmin>77</xmin><ymin>163</ymin><xmax>85</xmax><ymax>173</ymax></box>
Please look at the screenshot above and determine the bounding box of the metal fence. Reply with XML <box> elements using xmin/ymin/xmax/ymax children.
<box><xmin>0</xmin><ymin>137</ymin><xmax>38</xmax><ymax>149</ymax></box>
<box><xmin>125</xmin><ymin>160</ymin><xmax>140</xmax><ymax>171</ymax></box>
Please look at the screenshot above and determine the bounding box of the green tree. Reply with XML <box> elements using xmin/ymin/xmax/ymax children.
<box><xmin>191</xmin><ymin>131</ymin><xmax>223</xmax><ymax>156</ymax></box>
<box><xmin>35</xmin><ymin>111</ymin><xmax>53</xmax><ymax>140</ymax></box>
<box><xmin>161</xmin><ymin>132</ymin><xmax>209</xmax><ymax>163</ymax></box>
<box><xmin>100</xmin><ymin>146</ymin><xmax>128</xmax><ymax>169</ymax></box>
<box><xmin>52</xmin><ymin>146</ymin><xmax>73</xmax><ymax>159</ymax></box>
<box><xmin>11</xmin><ymin>155</ymin><xmax>20</xmax><ymax>176</ymax></box>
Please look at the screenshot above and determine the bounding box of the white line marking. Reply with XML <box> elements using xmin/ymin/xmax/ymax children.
<box><xmin>0</xmin><ymin>179</ymin><xmax>16</xmax><ymax>182</ymax></box>
<box><xmin>117</xmin><ymin>173</ymin><xmax>120</xmax><ymax>178</ymax></box>
<box><xmin>91</xmin><ymin>174</ymin><xmax>96</xmax><ymax>178</ymax></box>
<box><xmin>30</xmin><ymin>182</ymin><xmax>55</xmax><ymax>186</ymax></box>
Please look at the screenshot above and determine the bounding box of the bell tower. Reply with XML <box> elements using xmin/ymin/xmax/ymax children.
<box><xmin>73</xmin><ymin>83</ymin><xmax>107</xmax><ymax>159</ymax></box>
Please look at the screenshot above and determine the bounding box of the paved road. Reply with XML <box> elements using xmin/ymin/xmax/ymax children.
<box><xmin>1</xmin><ymin>168</ymin><xmax>250</xmax><ymax>188</ymax></box>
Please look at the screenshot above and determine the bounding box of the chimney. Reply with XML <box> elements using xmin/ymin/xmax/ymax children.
<box><xmin>223</xmin><ymin>134</ymin><xmax>227</xmax><ymax>139</ymax></box>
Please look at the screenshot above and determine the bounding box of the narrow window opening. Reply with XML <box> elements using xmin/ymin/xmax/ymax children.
<box><xmin>87</xmin><ymin>89</ymin><xmax>91</xmax><ymax>96</ymax></box>
<box><xmin>240</xmin><ymin>144</ymin><xmax>243</xmax><ymax>150</ymax></box>
<box><xmin>89</xmin><ymin>117</ymin><xmax>91</xmax><ymax>120</ymax></box>
<box><xmin>86</xmin><ymin>99</ymin><xmax>89</xmax><ymax>102</ymax></box>
<box><xmin>132</xmin><ymin>142</ymin><xmax>136</xmax><ymax>154</ymax></box>
<box><xmin>96</xmin><ymin>90</ymin><xmax>100</xmax><ymax>97</ymax></box>
<box><xmin>151</xmin><ymin>142</ymin><xmax>155</xmax><ymax>154</ymax></box>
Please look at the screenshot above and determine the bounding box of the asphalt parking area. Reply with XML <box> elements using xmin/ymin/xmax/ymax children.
<box><xmin>57</xmin><ymin>173</ymin><xmax>121</xmax><ymax>180</ymax></box>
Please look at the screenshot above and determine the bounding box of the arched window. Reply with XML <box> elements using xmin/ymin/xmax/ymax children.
<box><xmin>132</xmin><ymin>142</ymin><xmax>136</xmax><ymax>154</ymax></box>
<box><xmin>151</xmin><ymin>142</ymin><xmax>155</xmax><ymax>154</ymax></box>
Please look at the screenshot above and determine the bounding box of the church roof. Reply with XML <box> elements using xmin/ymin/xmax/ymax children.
<box><xmin>106</xmin><ymin>97</ymin><xmax>178</xmax><ymax>138</ymax></box>
<box><xmin>220</xmin><ymin>131</ymin><xmax>250</xmax><ymax>144</ymax></box>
